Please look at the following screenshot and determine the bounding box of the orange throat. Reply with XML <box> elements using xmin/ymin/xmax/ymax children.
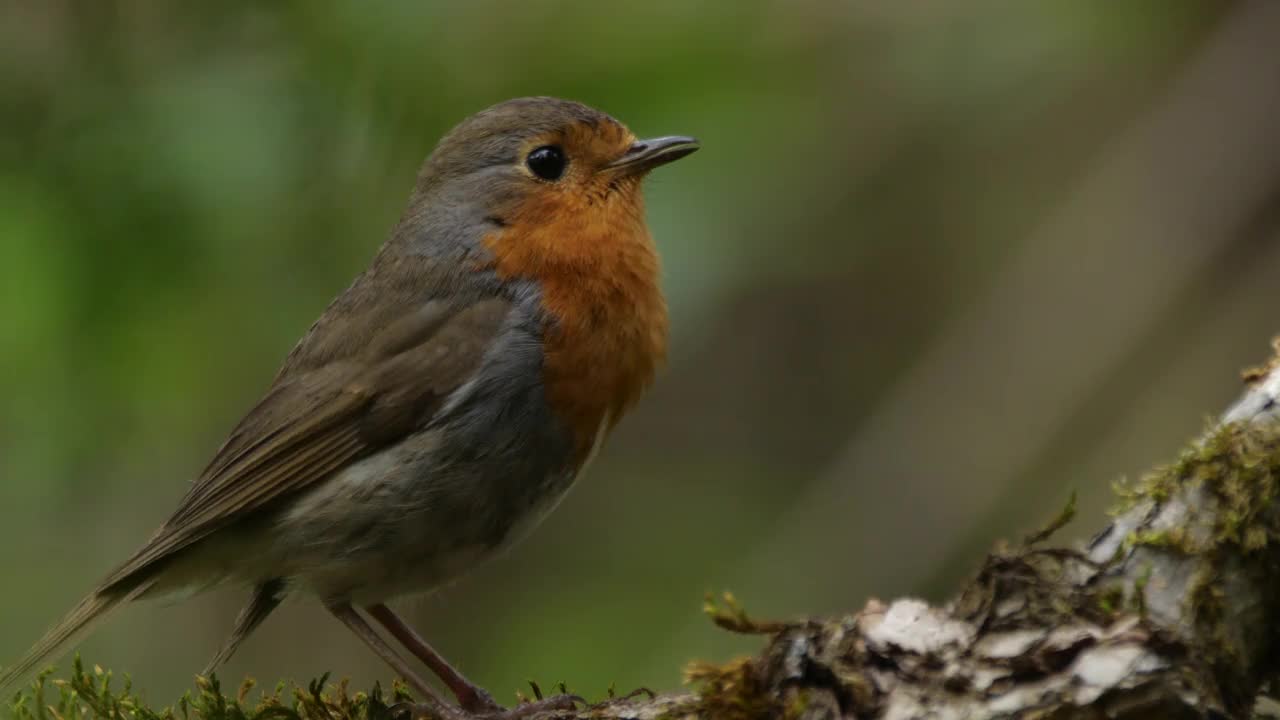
<box><xmin>485</xmin><ymin>188</ymin><xmax>669</xmax><ymax>465</ymax></box>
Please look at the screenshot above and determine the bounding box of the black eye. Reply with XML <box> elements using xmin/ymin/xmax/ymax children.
<box><xmin>526</xmin><ymin>145</ymin><xmax>566</xmax><ymax>181</ymax></box>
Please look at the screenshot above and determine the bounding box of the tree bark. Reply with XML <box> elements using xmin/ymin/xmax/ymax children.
<box><xmin>544</xmin><ymin>338</ymin><xmax>1280</xmax><ymax>719</ymax></box>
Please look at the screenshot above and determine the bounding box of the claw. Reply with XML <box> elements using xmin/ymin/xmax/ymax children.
<box><xmin>388</xmin><ymin>701</ymin><xmax>423</xmax><ymax>720</ymax></box>
<box><xmin>458</xmin><ymin>686</ymin><xmax>503</xmax><ymax>713</ymax></box>
<box><xmin>487</xmin><ymin>694</ymin><xmax>584</xmax><ymax>718</ymax></box>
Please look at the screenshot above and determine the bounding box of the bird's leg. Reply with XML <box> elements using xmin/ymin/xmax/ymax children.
<box><xmin>366</xmin><ymin>603</ymin><xmax>583</xmax><ymax>718</ymax></box>
<box><xmin>366</xmin><ymin>603</ymin><xmax>502</xmax><ymax>713</ymax></box>
<box><xmin>203</xmin><ymin>579</ymin><xmax>286</xmax><ymax>677</ymax></box>
<box><xmin>326</xmin><ymin>601</ymin><xmax>466</xmax><ymax>720</ymax></box>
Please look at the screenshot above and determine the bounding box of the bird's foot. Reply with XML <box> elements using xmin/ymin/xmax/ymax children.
<box><xmin>454</xmin><ymin>685</ymin><xmax>503</xmax><ymax>714</ymax></box>
<box><xmin>488</xmin><ymin>693</ymin><xmax>584</xmax><ymax>719</ymax></box>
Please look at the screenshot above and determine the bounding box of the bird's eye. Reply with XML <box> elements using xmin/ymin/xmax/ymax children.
<box><xmin>526</xmin><ymin>145</ymin><xmax>566</xmax><ymax>181</ymax></box>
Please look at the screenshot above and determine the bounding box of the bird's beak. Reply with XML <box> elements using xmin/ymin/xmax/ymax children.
<box><xmin>605</xmin><ymin>136</ymin><xmax>700</xmax><ymax>175</ymax></box>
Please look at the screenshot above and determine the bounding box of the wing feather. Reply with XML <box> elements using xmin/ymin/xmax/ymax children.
<box><xmin>98</xmin><ymin>296</ymin><xmax>513</xmax><ymax>593</ymax></box>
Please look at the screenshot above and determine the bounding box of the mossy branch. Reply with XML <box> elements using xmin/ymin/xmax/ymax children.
<box><xmin>10</xmin><ymin>339</ymin><xmax>1280</xmax><ymax>719</ymax></box>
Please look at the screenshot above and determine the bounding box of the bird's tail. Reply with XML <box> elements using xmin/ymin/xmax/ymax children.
<box><xmin>0</xmin><ymin>581</ymin><xmax>150</xmax><ymax>693</ymax></box>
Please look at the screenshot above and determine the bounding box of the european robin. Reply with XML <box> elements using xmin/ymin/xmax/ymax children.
<box><xmin>0</xmin><ymin>96</ymin><xmax>698</xmax><ymax>719</ymax></box>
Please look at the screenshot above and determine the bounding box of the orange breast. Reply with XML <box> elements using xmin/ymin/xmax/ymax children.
<box><xmin>484</xmin><ymin>187</ymin><xmax>668</xmax><ymax>465</ymax></box>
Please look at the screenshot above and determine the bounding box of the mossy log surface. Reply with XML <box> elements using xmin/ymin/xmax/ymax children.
<box><xmin>674</xmin><ymin>341</ymin><xmax>1280</xmax><ymax>720</ymax></box>
<box><xmin>10</xmin><ymin>340</ymin><xmax>1280</xmax><ymax>720</ymax></box>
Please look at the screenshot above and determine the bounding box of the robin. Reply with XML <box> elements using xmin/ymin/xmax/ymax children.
<box><xmin>0</xmin><ymin>96</ymin><xmax>698</xmax><ymax>719</ymax></box>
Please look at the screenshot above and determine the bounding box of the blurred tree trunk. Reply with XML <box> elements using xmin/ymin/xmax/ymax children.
<box><xmin>549</xmin><ymin>339</ymin><xmax>1280</xmax><ymax>719</ymax></box>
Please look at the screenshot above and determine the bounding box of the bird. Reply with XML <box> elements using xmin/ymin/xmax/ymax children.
<box><xmin>0</xmin><ymin>96</ymin><xmax>698</xmax><ymax>719</ymax></box>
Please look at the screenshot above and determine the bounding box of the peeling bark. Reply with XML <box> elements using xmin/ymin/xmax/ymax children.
<box><xmin>526</xmin><ymin>343</ymin><xmax>1280</xmax><ymax>719</ymax></box>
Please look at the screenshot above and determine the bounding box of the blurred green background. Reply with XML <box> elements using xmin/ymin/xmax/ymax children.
<box><xmin>5</xmin><ymin>0</ymin><xmax>1280</xmax><ymax>709</ymax></box>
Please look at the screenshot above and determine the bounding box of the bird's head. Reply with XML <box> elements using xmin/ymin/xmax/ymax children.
<box><xmin>395</xmin><ymin>96</ymin><xmax>699</xmax><ymax>273</ymax></box>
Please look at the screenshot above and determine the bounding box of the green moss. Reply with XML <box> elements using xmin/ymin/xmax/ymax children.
<box><xmin>675</xmin><ymin>593</ymin><xmax>799</xmax><ymax>720</ymax></box>
<box><xmin>781</xmin><ymin>689</ymin><xmax>810</xmax><ymax>720</ymax></box>
<box><xmin>1095</xmin><ymin>585</ymin><xmax>1124</xmax><ymax>617</ymax></box>
<box><xmin>1125</xmin><ymin>527</ymin><xmax>1197</xmax><ymax>554</ymax></box>
<box><xmin>1184</xmin><ymin>563</ymin><xmax>1241</xmax><ymax>701</ymax></box>
<box><xmin>701</xmin><ymin>592</ymin><xmax>790</xmax><ymax>635</ymax></box>
<box><xmin>1110</xmin><ymin>419</ymin><xmax>1280</xmax><ymax>710</ymax></box>
<box><xmin>1239</xmin><ymin>337</ymin><xmax>1280</xmax><ymax>386</ymax></box>
<box><xmin>1023</xmin><ymin>491</ymin><xmax>1077</xmax><ymax>546</ymax></box>
<box><xmin>683</xmin><ymin>657</ymin><xmax>777</xmax><ymax>720</ymax></box>
<box><xmin>1121</xmin><ymin>420</ymin><xmax>1280</xmax><ymax>556</ymax></box>
<box><xmin>4</xmin><ymin>657</ymin><xmax>407</xmax><ymax>720</ymax></box>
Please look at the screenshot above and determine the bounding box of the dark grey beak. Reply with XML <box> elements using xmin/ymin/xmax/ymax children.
<box><xmin>606</xmin><ymin>136</ymin><xmax>700</xmax><ymax>174</ymax></box>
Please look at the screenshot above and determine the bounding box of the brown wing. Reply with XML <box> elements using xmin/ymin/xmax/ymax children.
<box><xmin>98</xmin><ymin>296</ymin><xmax>513</xmax><ymax>592</ymax></box>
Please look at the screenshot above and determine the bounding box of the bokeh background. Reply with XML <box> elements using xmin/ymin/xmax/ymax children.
<box><xmin>4</xmin><ymin>0</ymin><xmax>1280</xmax><ymax>709</ymax></box>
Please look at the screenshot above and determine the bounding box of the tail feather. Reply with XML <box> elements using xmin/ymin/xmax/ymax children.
<box><xmin>202</xmin><ymin>579</ymin><xmax>286</xmax><ymax>676</ymax></box>
<box><xmin>0</xmin><ymin>582</ymin><xmax>150</xmax><ymax>693</ymax></box>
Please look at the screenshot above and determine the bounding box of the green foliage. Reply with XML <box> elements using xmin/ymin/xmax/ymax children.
<box><xmin>4</xmin><ymin>657</ymin><xmax>409</xmax><ymax>720</ymax></box>
<box><xmin>1023</xmin><ymin>490</ymin><xmax>1078</xmax><ymax>546</ymax></box>
<box><xmin>700</xmin><ymin>592</ymin><xmax>789</xmax><ymax>636</ymax></box>
<box><xmin>682</xmin><ymin>656</ymin><xmax>774</xmax><ymax>720</ymax></box>
<box><xmin>677</xmin><ymin>594</ymin><xmax>796</xmax><ymax>720</ymax></box>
